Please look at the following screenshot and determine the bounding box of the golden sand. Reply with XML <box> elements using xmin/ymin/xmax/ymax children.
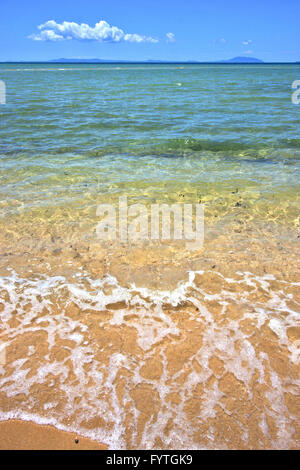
<box><xmin>0</xmin><ymin>419</ymin><xmax>107</xmax><ymax>450</ymax></box>
<box><xmin>0</xmin><ymin>210</ymin><xmax>299</xmax><ymax>449</ymax></box>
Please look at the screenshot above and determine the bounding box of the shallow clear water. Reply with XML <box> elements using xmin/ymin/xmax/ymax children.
<box><xmin>0</xmin><ymin>64</ymin><xmax>300</xmax><ymax>215</ymax></box>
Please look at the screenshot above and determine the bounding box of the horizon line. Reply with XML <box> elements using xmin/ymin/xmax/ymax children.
<box><xmin>0</xmin><ymin>60</ymin><xmax>299</xmax><ymax>64</ymax></box>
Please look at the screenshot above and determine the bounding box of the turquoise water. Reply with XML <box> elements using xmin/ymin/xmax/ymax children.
<box><xmin>0</xmin><ymin>64</ymin><xmax>299</xmax><ymax>219</ymax></box>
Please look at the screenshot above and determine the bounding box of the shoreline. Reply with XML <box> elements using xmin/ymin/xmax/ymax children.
<box><xmin>0</xmin><ymin>419</ymin><xmax>107</xmax><ymax>450</ymax></box>
<box><xmin>0</xmin><ymin>263</ymin><xmax>299</xmax><ymax>449</ymax></box>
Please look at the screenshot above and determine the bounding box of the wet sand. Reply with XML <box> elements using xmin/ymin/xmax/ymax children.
<box><xmin>0</xmin><ymin>419</ymin><xmax>107</xmax><ymax>450</ymax></box>
<box><xmin>0</xmin><ymin>210</ymin><xmax>299</xmax><ymax>450</ymax></box>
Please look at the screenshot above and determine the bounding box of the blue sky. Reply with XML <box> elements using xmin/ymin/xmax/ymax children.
<box><xmin>0</xmin><ymin>0</ymin><xmax>299</xmax><ymax>62</ymax></box>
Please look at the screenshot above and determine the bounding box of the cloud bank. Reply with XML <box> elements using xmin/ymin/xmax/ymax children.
<box><xmin>29</xmin><ymin>20</ymin><xmax>158</xmax><ymax>43</ymax></box>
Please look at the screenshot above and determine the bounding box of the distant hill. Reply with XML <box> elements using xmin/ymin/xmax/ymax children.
<box><xmin>217</xmin><ymin>57</ymin><xmax>264</xmax><ymax>63</ymax></box>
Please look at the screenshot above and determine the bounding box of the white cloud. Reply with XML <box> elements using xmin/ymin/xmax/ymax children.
<box><xmin>29</xmin><ymin>20</ymin><xmax>158</xmax><ymax>43</ymax></box>
<box><xmin>166</xmin><ymin>32</ymin><xmax>175</xmax><ymax>43</ymax></box>
<box><xmin>212</xmin><ymin>38</ymin><xmax>226</xmax><ymax>45</ymax></box>
<box><xmin>244</xmin><ymin>50</ymin><xmax>253</xmax><ymax>54</ymax></box>
<box><xmin>242</xmin><ymin>39</ymin><xmax>252</xmax><ymax>45</ymax></box>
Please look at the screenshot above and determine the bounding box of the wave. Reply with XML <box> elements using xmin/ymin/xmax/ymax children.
<box><xmin>0</xmin><ymin>269</ymin><xmax>299</xmax><ymax>449</ymax></box>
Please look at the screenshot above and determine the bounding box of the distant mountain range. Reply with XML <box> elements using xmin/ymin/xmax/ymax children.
<box><xmin>47</xmin><ymin>56</ymin><xmax>264</xmax><ymax>64</ymax></box>
<box><xmin>2</xmin><ymin>57</ymin><xmax>299</xmax><ymax>64</ymax></box>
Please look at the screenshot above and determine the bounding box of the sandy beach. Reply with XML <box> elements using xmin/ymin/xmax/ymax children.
<box><xmin>0</xmin><ymin>419</ymin><xmax>107</xmax><ymax>450</ymax></box>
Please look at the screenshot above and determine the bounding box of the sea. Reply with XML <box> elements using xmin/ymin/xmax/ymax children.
<box><xmin>0</xmin><ymin>63</ymin><xmax>299</xmax><ymax>449</ymax></box>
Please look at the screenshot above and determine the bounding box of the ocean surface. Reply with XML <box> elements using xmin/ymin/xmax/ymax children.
<box><xmin>0</xmin><ymin>64</ymin><xmax>299</xmax><ymax>449</ymax></box>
